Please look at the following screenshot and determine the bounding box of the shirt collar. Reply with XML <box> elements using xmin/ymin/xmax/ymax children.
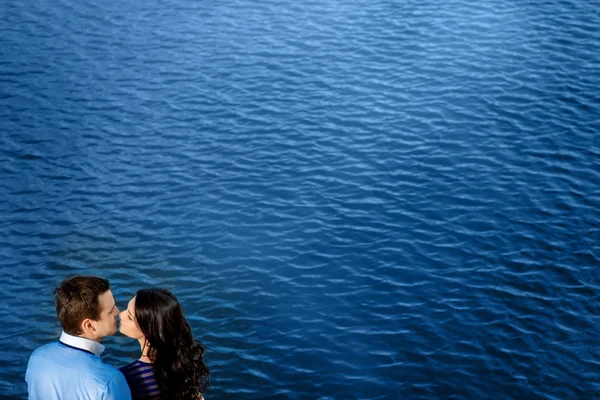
<box><xmin>59</xmin><ymin>331</ymin><xmax>105</xmax><ymax>357</ymax></box>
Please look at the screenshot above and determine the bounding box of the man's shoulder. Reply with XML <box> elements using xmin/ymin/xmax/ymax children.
<box><xmin>28</xmin><ymin>341</ymin><xmax>123</xmax><ymax>381</ymax></box>
<box><xmin>29</xmin><ymin>341</ymin><xmax>62</xmax><ymax>359</ymax></box>
<box><xmin>32</xmin><ymin>340</ymin><xmax>60</xmax><ymax>351</ymax></box>
<box><xmin>97</xmin><ymin>360</ymin><xmax>124</xmax><ymax>379</ymax></box>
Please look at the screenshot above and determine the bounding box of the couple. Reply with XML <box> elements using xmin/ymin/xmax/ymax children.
<box><xmin>25</xmin><ymin>276</ymin><xmax>209</xmax><ymax>400</ymax></box>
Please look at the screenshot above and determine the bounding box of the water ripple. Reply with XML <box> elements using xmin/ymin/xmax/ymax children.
<box><xmin>1</xmin><ymin>0</ymin><xmax>600</xmax><ymax>398</ymax></box>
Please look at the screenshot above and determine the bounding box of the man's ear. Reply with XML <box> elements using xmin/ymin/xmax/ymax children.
<box><xmin>81</xmin><ymin>318</ymin><xmax>96</xmax><ymax>333</ymax></box>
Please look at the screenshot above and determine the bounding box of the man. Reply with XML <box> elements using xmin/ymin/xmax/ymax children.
<box><xmin>26</xmin><ymin>276</ymin><xmax>131</xmax><ymax>400</ymax></box>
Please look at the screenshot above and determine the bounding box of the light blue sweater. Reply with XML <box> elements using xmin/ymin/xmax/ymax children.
<box><xmin>26</xmin><ymin>333</ymin><xmax>131</xmax><ymax>400</ymax></box>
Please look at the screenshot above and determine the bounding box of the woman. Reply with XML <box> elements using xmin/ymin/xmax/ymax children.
<box><xmin>119</xmin><ymin>288</ymin><xmax>209</xmax><ymax>400</ymax></box>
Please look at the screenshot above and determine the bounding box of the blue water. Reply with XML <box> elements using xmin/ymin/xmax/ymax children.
<box><xmin>1</xmin><ymin>0</ymin><xmax>599</xmax><ymax>398</ymax></box>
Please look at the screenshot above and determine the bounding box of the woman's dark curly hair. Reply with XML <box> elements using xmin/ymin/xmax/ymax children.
<box><xmin>135</xmin><ymin>288</ymin><xmax>210</xmax><ymax>399</ymax></box>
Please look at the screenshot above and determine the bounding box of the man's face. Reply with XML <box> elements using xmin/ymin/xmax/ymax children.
<box><xmin>92</xmin><ymin>290</ymin><xmax>119</xmax><ymax>340</ymax></box>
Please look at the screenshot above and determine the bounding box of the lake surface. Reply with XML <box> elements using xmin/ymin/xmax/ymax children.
<box><xmin>1</xmin><ymin>0</ymin><xmax>599</xmax><ymax>398</ymax></box>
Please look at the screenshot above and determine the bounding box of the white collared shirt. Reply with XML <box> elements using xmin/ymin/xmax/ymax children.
<box><xmin>59</xmin><ymin>331</ymin><xmax>105</xmax><ymax>357</ymax></box>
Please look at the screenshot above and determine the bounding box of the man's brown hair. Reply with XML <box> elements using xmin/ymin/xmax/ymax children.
<box><xmin>54</xmin><ymin>276</ymin><xmax>110</xmax><ymax>335</ymax></box>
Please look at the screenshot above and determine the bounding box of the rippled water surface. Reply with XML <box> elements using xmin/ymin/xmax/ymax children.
<box><xmin>1</xmin><ymin>0</ymin><xmax>600</xmax><ymax>398</ymax></box>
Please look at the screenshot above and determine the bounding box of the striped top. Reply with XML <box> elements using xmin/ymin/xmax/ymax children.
<box><xmin>119</xmin><ymin>360</ymin><xmax>160</xmax><ymax>400</ymax></box>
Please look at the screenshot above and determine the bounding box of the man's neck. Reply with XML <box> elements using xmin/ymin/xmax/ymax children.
<box><xmin>78</xmin><ymin>333</ymin><xmax>101</xmax><ymax>343</ymax></box>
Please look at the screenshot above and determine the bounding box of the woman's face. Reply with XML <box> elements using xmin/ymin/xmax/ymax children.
<box><xmin>119</xmin><ymin>296</ymin><xmax>144</xmax><ymax>339</ymax></box>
